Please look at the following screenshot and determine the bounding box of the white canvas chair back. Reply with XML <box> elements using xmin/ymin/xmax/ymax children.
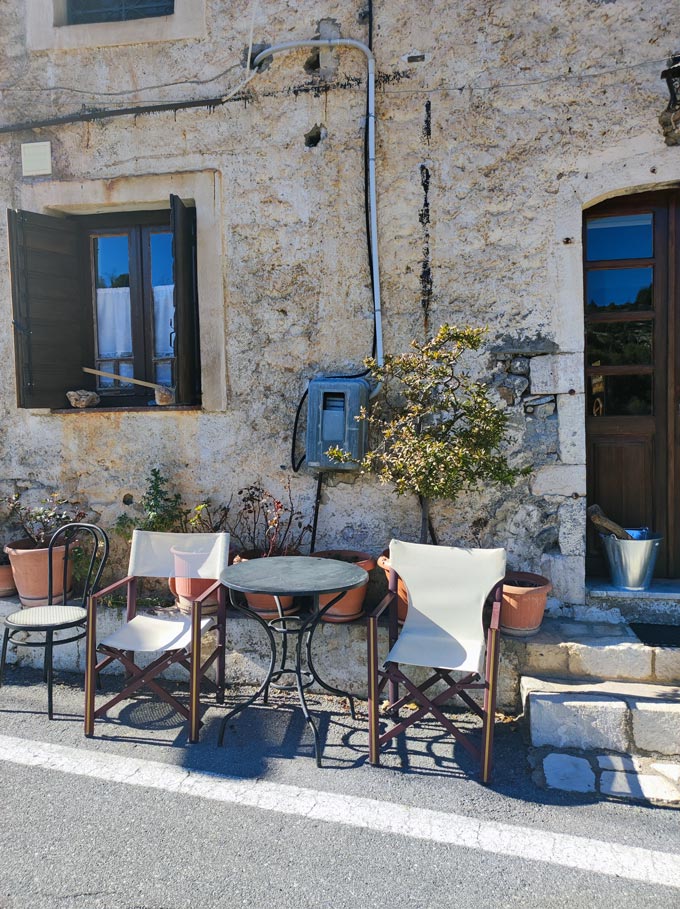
<box><xmin>128</xmin><ymin>531</ymin><xmax>231</xmax><ymax>583</ymax></box>
<box><xmin>387</xmin><ymin>539</ymin><xmax>506</xmax><ymax>676</ymax></box>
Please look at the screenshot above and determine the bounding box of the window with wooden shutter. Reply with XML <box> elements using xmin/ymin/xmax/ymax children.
<box><xmin>7</xmin><ymin>199</ymin><xmax>200</xmax><ymax>409</ymax></box>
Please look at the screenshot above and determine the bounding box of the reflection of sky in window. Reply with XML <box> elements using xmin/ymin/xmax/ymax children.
<box><xmin>586</xmin><ymin>268</ymin><xmax>653</xmax><ymax>310</ymax></box>
<box><xmin>586</xmin><ymin>214</ymin><xmax>653</xmax><ymax>261</ymax></box>
<box><xmin>96</xmin><ymin>235</ymin><xmax>129</xmax><ymax>287</ymax></box>
<box><xmin>151</xmin><ymin>232</ymin><xmax>173</xmax><ymax>286</ymax></box>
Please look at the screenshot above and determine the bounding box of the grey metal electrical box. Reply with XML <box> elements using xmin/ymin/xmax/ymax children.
<box><xmin>306</xmin><ymin>376</ymin><xmax>370</xmax><ymax>470</ymax></box>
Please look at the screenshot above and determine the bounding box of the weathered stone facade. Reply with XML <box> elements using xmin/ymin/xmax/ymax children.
<box><xmin>0</xmin><ymin>2</ymin><xmax>675</xmax><ymax>613</ymax></box>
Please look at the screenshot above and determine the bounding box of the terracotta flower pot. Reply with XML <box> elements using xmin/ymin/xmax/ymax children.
<box><xmin>500</xmin><ymin>571</ymin><xmax>552</xmax><ymax>637</ymax></box>
<box><xmin>3</xmin><ymin>539</ymin><xmax>73</xmax><ymax>608</ymax></box>
<box><xmin>234</xmin><ymin>550</ymin><xmax>299</xmax><ymax>621</ymax></box>
<box><xmin>377</xmin><ymin>550</ymin><xmax>409</xmax><ymax>623</ymax></box>
<box><xmin>311</xmin><ymin>550</ymin><xmax>376</xmax><ymax>623</ymax></box>
<box><xmin>0</xmin><ymin>562</ymin><xmax>17</xmax><ymax>597</ymax></box>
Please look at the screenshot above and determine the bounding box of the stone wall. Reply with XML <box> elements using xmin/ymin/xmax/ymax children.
<box><xmin>0</xmin><ymin>1</ymin><xmax>675</xmax><ymax>612</ymax></box>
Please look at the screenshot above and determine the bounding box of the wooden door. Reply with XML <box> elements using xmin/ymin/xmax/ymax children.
<box><xmin>584</xmin><ymin>191</ymin><xmax>678</xmax><ymax>577</ymax></box>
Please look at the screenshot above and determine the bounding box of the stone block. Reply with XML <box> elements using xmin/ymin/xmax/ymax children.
<box><xmin>557</xmin><ymin>394</ymin><xmax>585</xmax><ymax>465</ymax></box>
<box><xmin>523</xmin><ymin>641</ymin><xmax>570</xmax><ymax>676</ymax></box>
<box><xmin>654</xmin><ymin>648</ymin><xmax>680</xmax><ymax>684</ymax></box>
<box><xmin>529</xmin><ymin>692</ymin><xmax>629</xmax><ymax>751</ymax></box>
<box><xmin>632</xmin><ymin>701</ymin><xmax>680</xmax><ymax>756</ymax></box>
<box><xmin>543</xmin><ymin>752</ymin><xmax>595</xmax><ymax>792</ymax></box>
<box><xmin>597</xmin><ymin>753</ymin><xmax>640</xmax><ymax>771</ymax></box>
<box><xmin>540</xmin><ymin>553</ymin><xmax>585</xmax><ymax>604</ymax></box>
<box><xmin>531</xmin><ymin>464</ymin><xmax>586</xmax><ymax>497</ymax></box>
<box><xmin>530</xmin><ymin>354</ymin><xmax>584</xmax><ymax>395</ymax></box>
<box><xmin>568</xmin><ymin>642</ymin><xmax>652</xmax><ymax>682</ymax></box>
<box><xmin>558</xmin><ymin>499</ymin><xmax>586</xmax><ymax>556</ymax></box>
<box><xmin>650</xmin><ymin>761</ymin><xmax>680</xmax><ymax>783</ymax></box>
<box><xmin>600</xmin><ymin>770</ymin><xmax>680</xmax><ymax>803</ymax></box>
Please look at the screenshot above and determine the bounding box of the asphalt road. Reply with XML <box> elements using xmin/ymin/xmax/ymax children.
<box><xmin>0</xmin><ymin>666</ymin><xmax>678</xmax><ymax>909</ymax></box>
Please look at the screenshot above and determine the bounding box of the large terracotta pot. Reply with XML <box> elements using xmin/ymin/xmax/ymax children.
<box><xmin>311</xmin><ymin>550</ymin><xmax>376</xmax><ymax>623</ymax></box>
<box><xmin>500</xmin><ymin>571</ymin><xmax>552</xmax><ymax>637</ymax></box>
<box><xmin>377</xmin><ymin>550</ymin><xmax>409</xmax><ymax>623</ymax></box>
<box><xmin>0</xmin><ymin>562</ymin><xmax>17</xmax><ymax>597</ymax></box>
<box><xmin>3</xmin><ymin>539</ymin><xmax>73</xmax><ymax>608</ymax></box>
<box><xmin>169</xmin><ymin>545</ymin><xmax>220</xmax><ymax>615</ymax></box>
<box><xmin>234</xmin><ymin>550</ymin><xmax>298</xmax><ymax>621</ymax></box>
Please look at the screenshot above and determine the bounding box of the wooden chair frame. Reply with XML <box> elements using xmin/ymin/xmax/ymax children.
<box><xmin>367</xmin><ymin>566</ymin><xmax>503</xmax><ymax>783</ymax></box>
<box><xmin>84</xmin><ymin>575</ymin><xmax>227</xmax><ymax>743</ymax></box>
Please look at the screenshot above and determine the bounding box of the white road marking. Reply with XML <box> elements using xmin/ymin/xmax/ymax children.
<box><xmin>0</xmin><ymin>733</ymin><xmax>678</xmax><ymax>888</ymax></box>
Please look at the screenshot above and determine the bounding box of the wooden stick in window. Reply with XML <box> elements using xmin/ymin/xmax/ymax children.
<box><xmin>82</xmin><ymin>367</ymin><xmax>175</xmax><ymax>405</ymax></box>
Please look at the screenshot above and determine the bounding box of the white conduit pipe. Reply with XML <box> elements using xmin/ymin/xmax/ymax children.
<box><xmin>252</xmin><ymin>39</ymin><xmax>384</xmax><ymax>373</ymax></box>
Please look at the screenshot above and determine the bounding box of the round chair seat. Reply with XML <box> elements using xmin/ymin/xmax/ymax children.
<box><xmin>5</xmin><ymin>605</ymin><xmax>87</xmax><ymax>629</ymax></box>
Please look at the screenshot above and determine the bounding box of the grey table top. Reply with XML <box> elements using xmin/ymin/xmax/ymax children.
<box><xmin>221</xmin><ymin>556</ymin><xmax>368</xmax><ymax>597</ymax></box>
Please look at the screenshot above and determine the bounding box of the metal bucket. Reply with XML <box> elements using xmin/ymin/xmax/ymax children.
<box><xmin>600</xmin><ymin>528</ymin><xmax>662</xmax><ymax>591</ymax></box>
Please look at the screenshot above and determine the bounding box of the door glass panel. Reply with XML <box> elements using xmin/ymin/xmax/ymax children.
<box><xmin>150</xmin><ymin>232</ymin><xmax>175</xmax><ymax>359</ymax></box>
<box><xmin>586</xmin><ymin>321</ymin><xmax>653</xmax><ymax>367</ymax></box>
<box><xmin>587</xmin><ymin>374</ymin><xmax>653</xmax><ymax>417</ymax></box>
<box><xmin>586</xmin><ymin>214</ymin><xmax>653</xmax><ymax>261</ymax></box>
<box><xmin>585</xmin><ymin>267</ymin><xmax>653</xmax><ymax>312</ymax></box>
<box><xmin>94</xmin><ymin>234</ymin><xmax>133</xmax><ymax>368</ymax></box>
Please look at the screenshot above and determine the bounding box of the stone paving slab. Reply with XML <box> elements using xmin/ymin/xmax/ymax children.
<box><xmin>530</xmin><ymin>747</ymin><xmax>680</xmax><ymax>806</ymax></box>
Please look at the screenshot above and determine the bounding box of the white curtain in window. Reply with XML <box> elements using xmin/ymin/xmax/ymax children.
<box><xmin>96</xmin><ymin>287</ymin><xmax>132</xmax><ymax>357</ymax></box>
<box><xmin>153</xmin><ymin>284</ymin><xmax>175</xmax><ymax>357</ymax></box>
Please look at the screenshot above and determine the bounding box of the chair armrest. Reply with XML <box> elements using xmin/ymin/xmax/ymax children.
<box><xmin>490</xmin><ymin>598</ymin><xmax>501</xmax><ymax>631</ymax></box>
<box><xmin>91</xmin><ymin>575</ymin><xmax>134</xmax><ymax>600</ymax></box>
<box><xmin>195</xmin><ymin>579</ymin><xmax>222</xmax><ymax>603</ymax></box>
<box><xmin>369</xmin><ymin>590</ymin><xmax>398</xmax><ymax>620</ymax></box>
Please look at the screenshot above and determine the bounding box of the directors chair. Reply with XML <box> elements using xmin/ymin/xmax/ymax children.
<box><xmin>84</xmin><ymin>530</ymin><xmax>230</xmax><ymax>742</ymax></box>
<box><xmin>367</xmin><ymin>539</ymin><xmax>505</xmax><ymax>783</ymax></box>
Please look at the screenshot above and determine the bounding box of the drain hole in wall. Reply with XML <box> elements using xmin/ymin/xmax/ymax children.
<box><xmin>305</xmin><ymin>124</ymin><xmax>325</xmax><ymax>147</ymax></box>
<box><xmin>304</xmin><ymin>50</ymin><xmax>320</xmax><ymax>73</ymax></box>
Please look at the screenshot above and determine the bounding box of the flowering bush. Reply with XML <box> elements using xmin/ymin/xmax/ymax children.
<box><xmin>226</xmin><ymin>479</ymin><xmax>312</xmax><ymax>557</ymax></box>
<box><xmin>4</xmin><ymin>493</ymin><xmax>86</xmax><ymax>547</ymax></box>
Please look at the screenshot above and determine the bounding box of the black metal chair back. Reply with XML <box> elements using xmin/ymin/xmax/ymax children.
<box><xmin>47</xmin><ymin>523</ymin><xmax>110</xmax><ymax>608</ymax></box>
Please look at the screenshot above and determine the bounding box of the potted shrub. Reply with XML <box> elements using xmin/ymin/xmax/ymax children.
<box><xmin>114</xmin><ymin>468</ymin><xmax>232</xmax><ymax>614</ymax></box>
<box><xmin>3</xmin><ymin>493</ymin><xmax>86</xmax><ymax>607</ymax></box>
<box><xmin>226</xmin><ymin>479</ymin><xmax>313</xmax><ymax>619</ymax></box>
<box><xmin>329</xmin><ymin>324</ymin><xmax>529</xmax><ymax>620</ymax></box>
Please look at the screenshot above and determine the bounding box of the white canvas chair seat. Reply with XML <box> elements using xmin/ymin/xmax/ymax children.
<box><xmin>100</xmin><ymin>614</ymin><xmax>215</xmax><ymax>652</ymax></box>
<box><xmin>85</xmin><ymin>530</ymin><xmax>230</xmax><ymax>743</ymax></box>
<box><xmin>367</xmin><ymin>539</ymin><xmax>506</xmax><ymax>783</ymax></box>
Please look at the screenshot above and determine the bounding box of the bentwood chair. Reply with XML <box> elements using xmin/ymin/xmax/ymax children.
<box><xmin>84</xmin><ymin>530</ymin><xmax>230</xmax><ymax>742</ymax></box>
<box><xmin>0</xmin><ymin>523</ymin><xmax>110</xmax><ymax>719</ymax></box>
<box><xmin>366</xmin><ymin>539</ymin><xmax>506</xmax><ymax>783</ymax></box>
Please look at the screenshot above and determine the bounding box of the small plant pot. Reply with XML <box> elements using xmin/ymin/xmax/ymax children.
<box><xmin>0</xmin><ymin>562</ymin><xmax>17</xmax><ymax>597</ymax></box>
<box><xmin>311</xmin><ymin>550</ymin><xmax>376</xmax><ymax>623</ymax></box>
<box><xmin>377</xmin><ymin>551</ymin><xmax>409</xmax><ymax>623</ymax></box>
<box><xmin>4</xmin><ymin>540</ymin><xmax>73</xmax><ymax>608</ymax></box>
<box><xmin>500</xmin><ymin>571</ymin><xmax>552</xmax><ymax>637</ymax></box>
<box><xmin>169</xmin><ymin>546</ymin><xmax>220</xmax><ymax>615</ymax></box>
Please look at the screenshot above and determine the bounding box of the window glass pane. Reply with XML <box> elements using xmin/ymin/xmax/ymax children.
<box><xmin>68</xmin><ymin>1</ymin><xmax>174</xmax><ymax>24</ymax></box>
<box><xmin>586</xmin><ymin>214</ymin><xmax>653</xmax><ymax>261</ymax></box>
<box><xmin>585</xmin><ymin>267</ymin><xmax>652</xmax><ymax>313</ymax></box>
<box><xmin>588</xmin><ymin>374</ymin><xmax>652</xmax><ymax>417</ymax></box>
<box><xmin>586</xmin><ymin>321</ymin><xmax>653</xmax><ymax>367</ymax></box>
<box><xmin>151</xmin><ymin>232</ymin><xmax>175</xmax><ymax>358</ymax></box>
<box><xmin>155</xmin><ymin>361</ymin><xmax>173</xmax><ymax>387</ymax></box>
<box><xmin>94</xmin><ymin>235</ymin><xmax>133</xmax><ymax>361</ymax></box>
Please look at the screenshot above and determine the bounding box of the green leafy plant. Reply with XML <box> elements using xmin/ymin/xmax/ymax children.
<box><xmin>3</xmin><ymin>493</ymin><xmax>86</xmax><ymax>548</ymax></box>
<box><xmin>329</xmin><ymin>324</ymin><xmax>528</xmax><ymax>543</ymax></box>
<box><xmin>226</xmin><ymin>479</ymin><xmax>312</xmax><ymax>557</ymax></box>
<box><xmin>114</xmin><ymin>468</ymin><xmax>231</xmax><ymax>541</ymax></box>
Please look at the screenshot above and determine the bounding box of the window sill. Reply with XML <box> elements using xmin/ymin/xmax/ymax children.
<box><xmin>49</xmin><ymin>404</ymin><xmax>202</xmax><ymax>414</ymax></box>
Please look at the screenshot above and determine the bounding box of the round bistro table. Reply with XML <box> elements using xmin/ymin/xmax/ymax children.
<box><xmin>217</xmin><ymin>556</ymin><xmax>368</xmax><ymax>766</ymax></box>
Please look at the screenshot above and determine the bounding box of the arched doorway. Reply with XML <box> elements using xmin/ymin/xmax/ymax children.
<box><xmin>584</xmin><ymin>190</ymin><xmax>678</xmax><ymax>578</ymax></box>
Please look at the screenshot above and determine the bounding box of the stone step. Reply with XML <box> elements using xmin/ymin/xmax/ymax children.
<box><xmin>507</xmin><ymin>617</ymin><xmax>680</xmax><ymax>687</ymax></box>
<box><xmin>521</xmin><ymin>675</ymin><xmax>680</xmax><ymax>757</ymax></box>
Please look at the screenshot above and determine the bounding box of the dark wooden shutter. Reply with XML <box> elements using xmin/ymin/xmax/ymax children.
<box><xmin>7</xmin><ymin>209</ymin><xmax>93</xmax><ymax>409</ymax></box>
<box><xmin>170</xmin><ymin>194</ymin><xmax>200</xmax><ymax>405</ymax></box>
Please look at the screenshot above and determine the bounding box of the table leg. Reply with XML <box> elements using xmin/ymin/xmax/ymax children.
<box><xmin>305</xmin><ymin>594</ymin><xmax>356</xmax><ymax>719</ymax></box>
<box><xmin>294</xmin><ymin>624</ymin><xmax>322</xmax><ymax>767</ymax></box>
<box><xmin>217</xmin><ymin>594</ymin><xmax>277</xmax><ymax>747</ymax></box>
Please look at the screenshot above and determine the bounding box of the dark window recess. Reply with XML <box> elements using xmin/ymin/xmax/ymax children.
<box><xmin>67</xmin><ymin>1</ymin><xmax>174</xmax><ymax>25</ymax></box>
<box><xmin>7</xmin><ymin>195</ymin><xmax>200</xmax><ymax>409</ymax></box>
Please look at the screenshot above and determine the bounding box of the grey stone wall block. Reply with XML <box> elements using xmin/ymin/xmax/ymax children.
<box><xmin>654</xmin><ymin>648</ymin><xmax>680</xmax><ymax>684</ymax></box>
<box><xmin>558</xmin><ymin>499</ymin><xmax>586</xmax><ymax>556</ymax></box>
<box><xmin>531</xmin><ymin>464</ymin><xmax>586</xmax><ymax>497</ymax></box>
<box><xmin>600</xmin><ymin>770</ymin><xmax>680</xmax><ymax>803</ymax></box>
<box><xmin>540</xmin><ymin>553</ymin><xmax>585</xmax><ymax>604</ymax></box>
<box><xmin>530</xmin><ymin>354</ymin><xmax>584</xmax><ymax>395</ymax></box>
<box><xmin>529</xmin><ymin>692</ymin><xmax>629</xmax><ymax>751</ymax></box>
<box><xmin>632</xmin><ymin>701</ymin><xmax>680</xmax><ymax>756</ymax></box>
<box><xmin>557</xmin><ymin>394</ymin><xmax>585</xmax><ymax>465</ymax></box>
<box><xmin>543</xmin><ymin>752</ymin><xmax>595</xmax><ymax>792</ymax></box>
<box><xmin>568</xmin><ymin>642</ymin><xmax>652</xmax><ymax>682</ymax></box>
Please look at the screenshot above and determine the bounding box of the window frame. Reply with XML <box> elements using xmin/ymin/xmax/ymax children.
<box><xmin>7</xmin><ymin>198</ymin><xmax>200</xmax><ymax>410</ymax></box>
<box><xmin>66</xmin><ymin>1</ymin><xmax>175</xmax><ymax>26</ymax></box>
